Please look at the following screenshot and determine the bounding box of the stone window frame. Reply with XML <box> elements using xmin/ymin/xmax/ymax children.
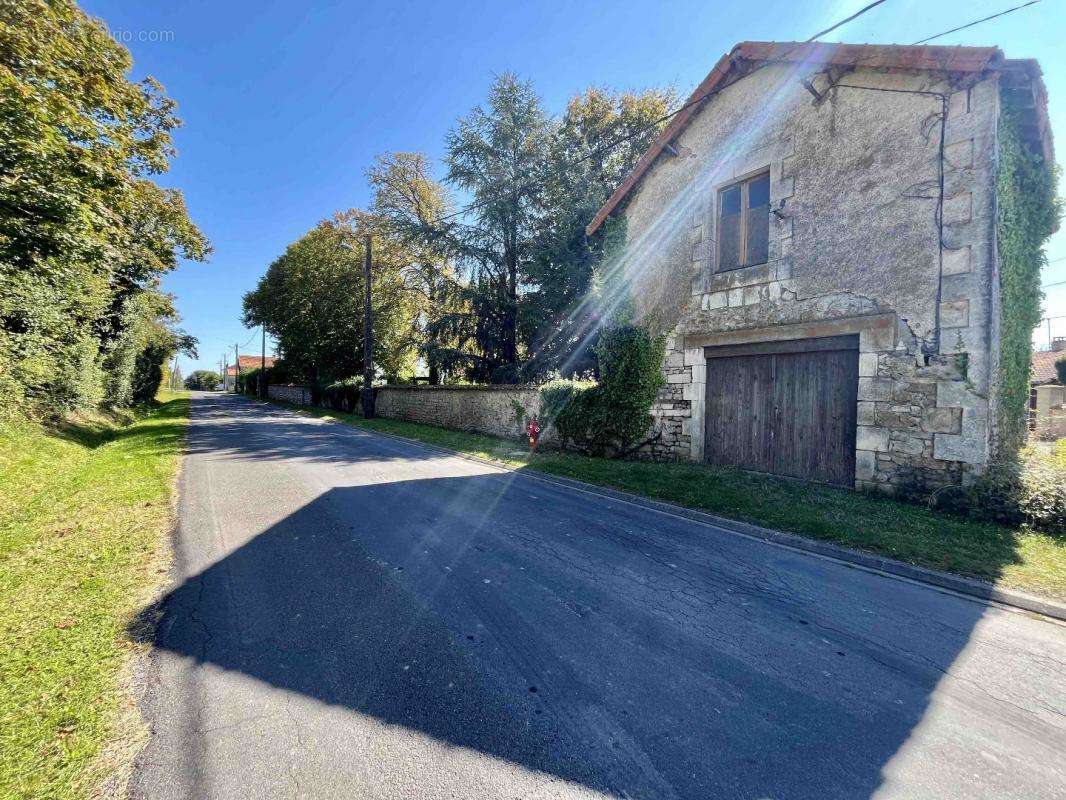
<box><xmin>694</xmin><ymin>138</ymin><xmax>795</xmax><ymax>297</ymax></box>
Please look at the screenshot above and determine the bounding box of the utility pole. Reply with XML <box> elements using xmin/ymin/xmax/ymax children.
<box><xmin>362</xmin><ymin>234</ymin><xmax>375</xmax><ymax>418</ymax></box>
<box><xmin>222</xmin><ymin>354</ymin><xmax>229</xmax><ymax>392</ymax></box>
<box><xmin>260</xmin><ymin>326</ymin><xmax>267</xmax><ymax>399</ymax></box>
<box><xmin>220</xmin><ymin>357</ymin><xmax>226</xmax><ymax>391</ymax></box>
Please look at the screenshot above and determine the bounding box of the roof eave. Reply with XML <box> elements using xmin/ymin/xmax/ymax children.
<box><xmin>585</xmin><ymin>41</ymin><xmax>1041</xmax><ymax>237</ymax></box>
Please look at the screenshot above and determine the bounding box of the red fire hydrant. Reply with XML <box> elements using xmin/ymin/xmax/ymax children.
<box><xmin>525</xmin><ymin>416</ymin><xmax>541</xmax><ymax>449</ymax></box>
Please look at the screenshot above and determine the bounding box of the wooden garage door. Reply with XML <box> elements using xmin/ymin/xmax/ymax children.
<box><xmin>704</xmin><ymin>336</ymin><xmax>859</xmax><ymax>486</ymax></box>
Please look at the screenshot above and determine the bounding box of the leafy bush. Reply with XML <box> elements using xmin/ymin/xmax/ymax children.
<box><xmin>539</xmin><ymin>379</ymin><xmax>592</xmax><ymax>420</ymax></box>
<box><xmin>185</xmin><ymin>370</ymin><xmax>221</xmax><ymax>391</ymax></box>
<box><xmin>235</xmin><ymin>368</ymin><xmax>264</xmax><ymax>396</ymax></box>
<box><xmin>322</xmin><ymin>377</ymin><xmax>364</xmax><ymax>412</ymax></box>
<box><xmin>539</xmin><ymin>324</ymin><xmax>665</xmax><ymax>457</ymax></box>
<box><xmin>1056</xmin><ymin>355</ymin><xmax>1066</xmax><ymax>385</ymax></box>
<box><xmin>930</xmin><ymin>443</ymin><xmax>1066</xmax><ymax>533</ymax></box>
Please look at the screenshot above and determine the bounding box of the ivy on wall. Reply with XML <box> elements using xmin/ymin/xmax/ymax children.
<box><xmin>994</xmin><ymin>98</ymin><xmax>1061</xmax><ymax>459</ymax></box>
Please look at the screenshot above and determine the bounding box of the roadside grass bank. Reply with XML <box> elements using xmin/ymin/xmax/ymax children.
<box><xmin>0</xmin><ymin>392</ymin><xmax>188</xmax><ymax>800</ymax></box>
<box><xmin>272</xmin><ymin>399</ymin><xmax>1066</xmax><ymax>600</ymax></box>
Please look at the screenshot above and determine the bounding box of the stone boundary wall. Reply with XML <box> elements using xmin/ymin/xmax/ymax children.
<box><xmin>375</xmin><ymin>385</ymin><xmax>558</xmax><ymax>445</ymax></box>
<box><xmin>267</xmin><ymin>383</ymin><xmax>557</xmax><ymax>445</ymax></box>
<box><xmin>268</xmin><ymin>384</ymin><xmax>315</xmax><ymax>405</ymax></box>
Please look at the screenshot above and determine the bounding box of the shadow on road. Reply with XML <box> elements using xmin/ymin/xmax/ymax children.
<box><xmin>129</xmin><ymin>434</ymin><xmax>1002</xmax><ymax>799</ymax></box>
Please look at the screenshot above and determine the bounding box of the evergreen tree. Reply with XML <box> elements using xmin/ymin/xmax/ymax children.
<box><xmin>444</xmin><ymin>74</ymin><xmax>550</xmax><ymax>382</ymax></box>
<box><xmin>524</xmin><ymin>87</ymin><xmax>675</xmax><ymax>379</ymax></box>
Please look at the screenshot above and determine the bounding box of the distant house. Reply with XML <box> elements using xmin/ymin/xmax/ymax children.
<box><xmin>588</xmin><ymin>41</ymin><xmax>1054</xmax><ymax>489</ymax></box>
<box><xmin>1030</xmin><ymin>339</ymin><xmax>1064</xmax><ymax>438</ymax></box>
<box><xmin>224</xmin><ymin>355</ymin><xmax>276</xmax><ymax>391</ymax></box>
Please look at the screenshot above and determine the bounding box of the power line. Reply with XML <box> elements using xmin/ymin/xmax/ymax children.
<box><xmin>238</xmin><ymin>328</ymin><xmax>258</xmax><ymax>349</ymax></box>
<box><xmin>912</xmin><ymin>1</ymin><xmax>1041</xmax><ymax>45</ymax></box>
<box><xmin>430</xmin><ymin>1</ymin><xmax>892</xmax><ymax>227</ymax></box>
<box><xmin>809</xmin><ymin>0</ymin><xmax>889</xmax><ymax>41</ymax></box>
<box><xmin>375</xmin><ymin>0</ymin><xmax>1040</xmax><ymax>238</ymax></box>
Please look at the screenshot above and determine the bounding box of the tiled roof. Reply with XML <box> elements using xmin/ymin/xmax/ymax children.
<box><xmin>226</xmin><ymin>355</ymin><xmax>275</xmax><ymax>376</ymax></box>
<box><xmin>587</xmin><ymin>41</ymin><xmax>1052</xmax><ymax>235</ymax></box>
<box><xmin>1032</xmin><ymin>349</ymin><xmax>1065</xmax><ymax>385</ymax></box>
<box><xmin>237</xmin><ymin>355</ymin><xmax>275</xmax><ymax>368</ymax></box>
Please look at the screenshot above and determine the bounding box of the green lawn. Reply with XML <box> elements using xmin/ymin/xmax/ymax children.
<box><xmin>278</xmin><ymin>401</ymin><xmax>1066</xmax><ymax>601</ymax></box>
<box><xmin>0</xmin><ymin>393</ymin><xmax>188</xmax><ymax>800</ymax></box>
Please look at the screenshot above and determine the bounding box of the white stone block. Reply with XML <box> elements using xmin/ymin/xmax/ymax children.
<box><xmin>772</xmin><ymin>175</ymin><xmax>795</xmax><ymax>201</ymax></box>
<box><xmin>947</xmin><ymin>89</ymin><xmax>969</xmax><ymax>119</ymax></box>
<box><xmin>856</xmin><ymin>401</ymin><xmax>877</xmax><ymax>426</ymax></box>
<box><xmin>939</xmin><ymin>300</ymin><xmax>970</xmax><ymax>329</ymax></box>
<box><xmin>943</xmin><ymin>192</ymin><xmax>972</xmax><ymax>225</ymax></box>
<box><xmin>858</xmin><ymin>377</ymin><xmax>894</xmax><ymax>401</ymax></box>
<box><xmin>855</xmin><ymin>449</ymin><xmax>877</xmax><ymax>480</ymax></box>
<box><xmin>856</xmin><ymin>426</ymin><xmax>890</xmax><ymax>452</ymax></box>
<box><xmin>706</xmin><ymin>291</ymin><xmax>728</xmax><ymax>310</ymax></box>
<box><xmin>859</xmin><ymin>352</ymin><xmax>879</xmax><ymax>377</ymax></box>
<box><xmin>944</xmin><ymin>138</ymin><xmax>974</xmax><ymax>169</ymax></box>
<box><xmin>942</xmin><ymin>246</ymin><xmax>971</xmax><ymax>276</ymax></box>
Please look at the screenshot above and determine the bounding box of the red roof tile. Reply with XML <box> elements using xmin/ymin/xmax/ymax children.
<box><xmin>1032</xmin><ymin>349</ymin><xmax>1065</xmax><ymax>385</ymax></box>
<box><xmin>226</xmin><ymin>355</ymin><xmax>275</xmax><ymax>376</ymax></box>
<box><xmin>587</xmin><ymin>41</ymin><xmax>1051</xmax><ymax>235</ymax></box>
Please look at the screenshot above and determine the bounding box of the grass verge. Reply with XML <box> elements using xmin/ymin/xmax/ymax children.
<box><xmin>274</xmin><ymin>400</ymin><xmax>1066</xmax><ymax>601</ymax></box>
<box><xmin>0</xmin><ymin>392</ymin><xmax>188</xmax><ymax>799</ymax></box>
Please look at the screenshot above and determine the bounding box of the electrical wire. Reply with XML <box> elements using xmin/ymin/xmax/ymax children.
<box><xmin>239</xmin><ymin>329</ymin><xmax>258</xmax><ymax>349</ymax></box>
<box><xmin>912</xmin><ymin>1</ymin><xmax>1041</xmax><ymax>45</ymax></box>
<box><xmin>384</xmin><ymin>0</ymin><xmax>1044</xmax><ymax>233</ymax></box>
<box><xmin>429</xmin><ymin>1</ymin><xmax>893</xmax><ymax>226</ymax></box>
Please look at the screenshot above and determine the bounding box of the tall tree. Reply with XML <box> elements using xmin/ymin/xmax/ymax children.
<box><xmin>242</xmin><ymin>212</ymin><xmax>420</xmax><ymax>385</ymax></box>
<box><xmin>0</xmin><ymin>0</ymin><xmax>207</xmax><ymax>413</ymax></box>
<box><xmin>444</xmin><ymin>74</ymin><xmax>550</xmax><ymax>382</ymax></box>
<box><xmin>367</xmin><ymin>152</ymin><xmax>463</xmax><ymax>384</ymax></box>
<box><xmin>524</xmin><ymin>87</ymin><xmax>675</xmax><ymax>379</ymax></box>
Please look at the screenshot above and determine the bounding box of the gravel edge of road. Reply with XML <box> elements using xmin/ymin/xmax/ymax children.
<box><xmin>259</xmin><ymin>398</ymin><xmax>1066</xmax><ymax>625</ymax></box>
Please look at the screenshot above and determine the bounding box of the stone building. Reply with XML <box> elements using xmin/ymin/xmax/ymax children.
<box><xmin>587</xmin><ymin>42</ymin><xmax>1053</xmax><ymax>490</ymax></box>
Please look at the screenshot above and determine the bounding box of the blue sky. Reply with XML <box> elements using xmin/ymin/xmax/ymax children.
<box><xmin>80</xmin><ymin>0</ymin><xmax>1066</xmax><ymax>376</ymax></box>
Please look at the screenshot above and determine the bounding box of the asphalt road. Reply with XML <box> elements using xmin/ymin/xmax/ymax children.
<box><xmin>131</xmin><ymin>392</ymin><xmax>1066</xmax><ymax>800</ymax></box>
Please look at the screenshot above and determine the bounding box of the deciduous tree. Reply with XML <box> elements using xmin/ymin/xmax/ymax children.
<box><xmin>0</xmin><ymin>0</ymin><xmax>208</xmax><ymax>414</ymax></box>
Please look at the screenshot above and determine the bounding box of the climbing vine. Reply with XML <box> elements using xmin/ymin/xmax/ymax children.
<box><xmin>994</xmin><ymin>99</ymin><xmax>1060</xmax><ymax>459</ymax></box>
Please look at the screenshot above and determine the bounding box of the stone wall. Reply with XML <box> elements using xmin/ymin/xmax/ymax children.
<box><xmin>615</xmin><ymin>63</ymin><xmax>1003</xmax><ymax>489</ymax></box>
<box><xmin>267</xmin><ymin>384</ymin><xmax>315</xmax><ymax>405</ymax></box>
<box><xmin>375</xmin><ymin>385</ymin><xmax>556</xmax><ymax>444</ymax></box>
<box><xmin>268</xmin><ymin>383</ymin><xmax>556</xmax><ymax>444</ymax></box>
<box><xmin>1033</xmin><ymin>384</ymin><xmax>1066</xmax><ymax>441</ymax></box>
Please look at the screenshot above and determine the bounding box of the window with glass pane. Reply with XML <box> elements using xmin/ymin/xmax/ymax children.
<box><xmin>716</xmin><ymin>171</ymin><xmax>770</xmax><ymax>271</ymax></box>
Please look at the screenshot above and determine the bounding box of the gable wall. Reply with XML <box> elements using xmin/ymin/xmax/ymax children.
<box><xmin>617</xmin><ymin>63</ymin><xmax>1001</xmax><ymax>490</ymax></box>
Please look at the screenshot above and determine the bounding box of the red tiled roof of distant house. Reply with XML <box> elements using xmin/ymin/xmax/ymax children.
<box><xmin>226</xmin><ymin>355</ymin><xmax>275</xmax><ymax>376</ymax></box>
<box><xmin>1032</xmin><ymin>349</ymin><xmax>1064</xmax><ymax>385</ymax></box>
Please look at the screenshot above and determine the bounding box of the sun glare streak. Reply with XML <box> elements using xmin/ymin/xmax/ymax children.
<box><xmin>535</xmin><ymin>58</ymin><xmax>816</xmax><ymax>380</ymax></box>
